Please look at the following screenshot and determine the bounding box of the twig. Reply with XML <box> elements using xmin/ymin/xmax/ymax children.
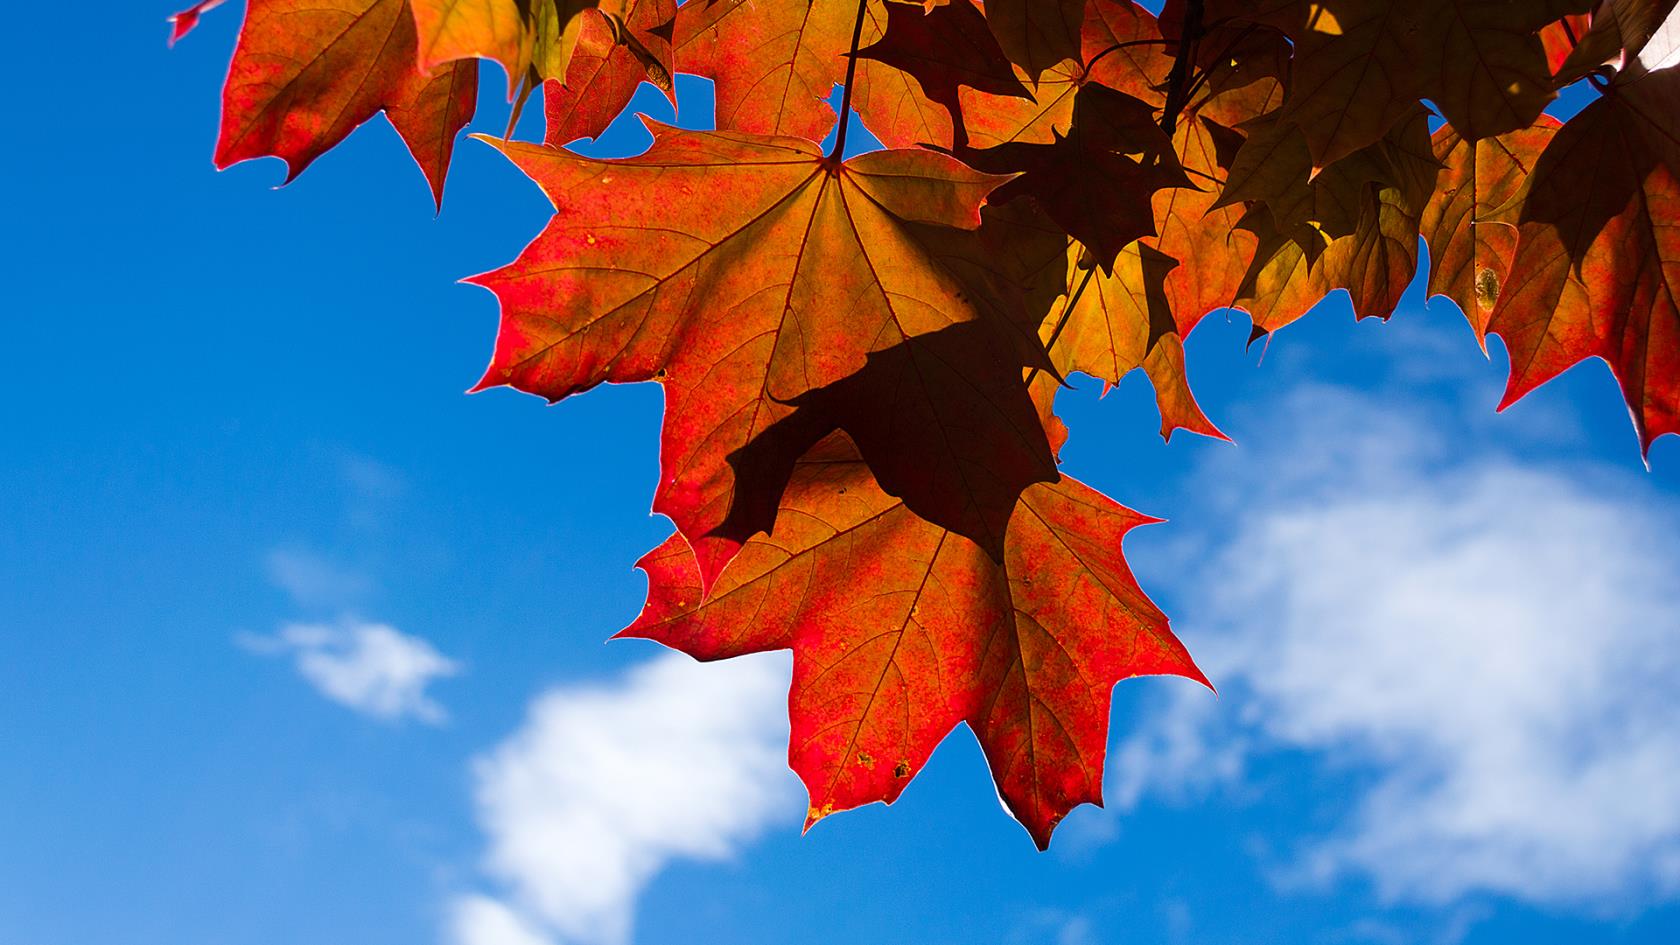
<box><xmin>828</xmin><ymin>0</ymin><xmax>871</xmax><ymax>163</ymax></box>
<box><xmin>1159</xmin><ymin>0</ymin><xmax>1206</xmax><ymax>134</ymax></box>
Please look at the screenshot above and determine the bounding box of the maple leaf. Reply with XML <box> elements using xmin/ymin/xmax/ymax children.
<box><xmin>1237</xmin><ymin>106</ymin><xmax>1438</xmax><ymax>335</ymax></box>
<box><xmin>167</xmin><ymin>0</ymin><xmax>226</xmax><ymax>46</ymax></box>
<box><xmin>410</xmin><ymin>0</ymin><xmax>596</xmax><ymax>102</ymax></box>
<box><xmin>1489</xmin><ymin>65</ymin><xmax>1680</xmax><ymax>452</ymax></box>
<box><xmin>214</xmin><ymin>0</ymin><xmax>478</xmax><ymax>206</ymax></box>
<box><xmin>468</xmin><ymin>123</ymin><xmax>1058</xmax><ymax>588</ymax></box>
<box><xmin>621</xmin><ymin>432</ymin><xmax>1208</xmax><ymax>848</ymax></box>
<box><xmin>1052</xmin><ymin>244</ymin><xmax>1228</xmax><ymax>441</ymax></box>
<box><xmin>173</xmin><ymin>0</ymin><xmax>1680</xmax><ymax>851</ymax></box>
<box><xmin>542</xmin><ymin>0</ymin><xmax>676</xmax><ymax>145</ymax></box>
<box><xmin>960</xmin><ymin>0</ymin><xmax>1173</xmax><ymax>148</ymax></box>
<box><xmin>1205</xmin><ymin>0</ymin><xmax>1594</xmax><ymax>165</ymax></box>
<box><xmin>985</xmin><ymin>0</ymin><xmax>1086</xmax><ymax>80</ymax></box>
<box><xmin>1145</xmin><ymin>117</ymin><xmax>1258</xmax><ymax>336</ymax></box>
<box><xmin>854</xmin><ymin>0</ymin><xmax>1029</xmax><ymax>148</ymax></box>
<box><xmin>670</xmin><ymin>0</ymin><xmax>864</xmax><ymax>142</ymax></box>
<box><xmin>966</xmin><ymin>85</ymin><xmax>1190</xmax><ymax>270</ymax></box>
<box><xmin>1420</xmin><ymin>118</ymin><xmax>1559</xmax><ymax>343</ymax></box>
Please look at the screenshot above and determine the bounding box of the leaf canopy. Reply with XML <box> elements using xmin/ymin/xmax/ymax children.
<box><xmin>175</xmin><ymin>0</ymin><xmax>1680</xmax><ymax>846</ymax></box>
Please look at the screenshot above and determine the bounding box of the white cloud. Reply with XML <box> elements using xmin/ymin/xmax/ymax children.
<box><xmin>241</xmin><ymin>620</ymin><xmax>460</xmax><ymax>723</ymax></box>
<box><xmin>265</xmin><ymin>548</ymin><xmax>372</xmax><ymax>609</ymax></box>
<box><xmin>1114</xmin><ymin>385</ymin><xmax>1680</xmax><ymax>910</ymax></box>
<box><xmin>452</xmin><ymin>650</ymin><xmax>799</xmax><ymax>945</ymax></box>
<box><xmin>451</xmin><ymin>895</ymin><xmax>557</xmax><ymax>945</ymax></box>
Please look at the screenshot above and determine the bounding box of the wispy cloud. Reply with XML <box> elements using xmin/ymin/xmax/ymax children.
<box><xmin>451</xmin><ymin>650</ymin><xmax>799</xmax><ymax>945</ymax></box>
<box><xmin>1006</xmin><ymin>909</ymin><xmax>1099</xmax><ymax>945</ymax></box>
<box><xmin>264</xmin><ymin>548</ymin><xmax>372</xmax><ymax>610</ymax></box>
<box><xmin>1111</xmin><ymin>384</ymin><xmax>1680</xmax><ymax>910</ymax></box>
<box><xmin>240</xmin><ymin>620</ymin><xmax>460</xmax><ymax>723</ymax></box>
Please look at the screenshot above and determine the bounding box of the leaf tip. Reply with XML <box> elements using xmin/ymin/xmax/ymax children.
<box><xmin>803</xmin><ymin>802</ymin><xmax>836</xmax><ymax>833</ymax></box>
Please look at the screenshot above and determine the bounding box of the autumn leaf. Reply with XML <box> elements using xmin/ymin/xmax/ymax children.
<box><xmin>542</xmin><ymin>0</ymin><xmax>675</xmax><ymax>145</ymax></box>
<box><xmin>1052</xmin><ymin>244</ymin><xmax>1228</xmax><ymax>441</ymax></box>
<box><xmin>966</xmin><ymin>84</ymin><xmax>1190</xmax><ymax>270</ymax></box>
<box><xmin>1237</xmin><ymin>106</ymin><xmax>1438</xmax><ymax>334</ymax></box>
<box><xmin>670</xmin><ymin>0</ymin><xmax>865</xmax><ymax>142</ymax></box>
<box><xmin>410</xmin><ymin>0</ymin><xmax>596</xmax><ymax>102</ymax></box>
<box><xmin>985</xmin><ymin>0</ymin><xmax>1085</xmax><ymax>80</ymax></box>
<box><xmin>854</xmin><ymin>0</ymin><xmax>1029</xmax><ymax>148</ymax></box>
<box><xmin>214</xmin><ymin>0</ymin><xmax>478</xmax><ymax>206</ymax></box>
<box><xmin>1421</xmin><ymin>118</ymin><xmax>1560</xmax><ymax>343</ymax></box>
<box><xmin>468</xmin><ymin>123</ymin><xmax>1058</xmax><ymax>588</ymax></box>
<box><xmin>960</xmin><ymin>0</ymin><xmax>1172</xmax><ymax>148</ymax></box>
<box><xmin>174</xmin><ymin>0</ymin><xmax>1680</xmax><ymax>850</ymax></box>
<box><xmin>1489</xmin><ymin>66</ymin><xmax>1680</xmax><ymax>452</ymax></box>
<box><xmin>621</xmin><ymin>432</ymin><xmax>1207</xmax><ymax>848</ymax></box>
<box><xmin>1145</xmin><ymin>117</ymin><xmax>1259</xmax><ymax>336</ymax></box>
<box><xmin>167</xmin><ymin>0</ymin><xmax>226</xmax><ymax>46</ymax></box>
<box><xmin>1206</xmin><ymin>0</ymin><xmax>1594</xmax><ymax>165</ymax></box>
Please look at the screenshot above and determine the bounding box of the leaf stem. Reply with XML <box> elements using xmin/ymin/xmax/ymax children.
<box><xmin>1027</xmin><ymin>260</ymin><xmax>1099</xmax><ymax>386</ymax></box>
<box><xmin>828</xmin><ymin>0</ymin><xmax>871</xmax><ymax>163</ymax></box>
<box><xmin>1082</xmin><ymin>38</ymin><xmax>1176</xmax><ymax>78</ymax></box>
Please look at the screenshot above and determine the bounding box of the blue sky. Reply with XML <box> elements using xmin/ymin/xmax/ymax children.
<box><xmin>6</xmin><ymin>5</ymin><xmax>1680</xmax><ymax>945</ymax></box>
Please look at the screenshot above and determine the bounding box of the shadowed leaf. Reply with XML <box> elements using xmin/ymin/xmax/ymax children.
<box><xmin>469</xmin><ymin>124</ymin><xmax>1057</xmax><ymax>588</ymax></box>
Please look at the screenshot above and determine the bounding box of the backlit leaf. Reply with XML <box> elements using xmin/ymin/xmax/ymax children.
<box><xmin>1421</xmin><ymin>118</ymin><xmax>1559</xmax><ymax>342</ymax></box>
<box><xmin>469</xmin><ymin>124</ymin><xmax>1058</xmax><ymax>587</ymax></box>
<box><xmin>622</xmin><ymin>433</ymin><xmax>1207</xmax><ymax>848</ymax></box>
<box><xmin>1490</xmin><ymin>67</ymin><xmax>1680</xmax><ymax>451</ymax></box>
<box><xmin>215</xmin><ymin>0</ymin><xmax>478</xmax><ymax>205</ymax></box>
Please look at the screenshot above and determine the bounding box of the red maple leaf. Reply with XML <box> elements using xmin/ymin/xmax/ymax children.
<box><xmin>1490</xmin><ymin>67</ymin><xmax>1680</xmax><ymax>452</ymax></box>
<box><xmin>622</xmin><ymin>433</ymin><xmax>1208</xmax><ymax>848</ymax></box>
<box><xmin>213</xmin><ymin>0</ymin><xmax>478</xmax><ymax>206</ymax></box>
<box><xmin>468</xmin><ymin>124</ymin><xmax>1058</xmax><ymax>588</ymax></box>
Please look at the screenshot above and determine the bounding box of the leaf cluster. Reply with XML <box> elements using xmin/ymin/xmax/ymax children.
<box><xmin>175</xmin><ymin>0</ymin><xmax>1680</xmax><ymax>846</ymax></box>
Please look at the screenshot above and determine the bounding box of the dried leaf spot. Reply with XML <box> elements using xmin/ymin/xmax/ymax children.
<box><xmin>855</xmin><ymin>750</ymin><xmax>875</xmax><ymax>769</ymax></box>
<box><xmin>1475</xmin><ymin>266</ymin><xmax>1500</xmax><ymax>310</ymax></box>
<box><xmin>893</xmin><ymin>761</ymin><xmax>911</xmax><ymax>779</ymax></box>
